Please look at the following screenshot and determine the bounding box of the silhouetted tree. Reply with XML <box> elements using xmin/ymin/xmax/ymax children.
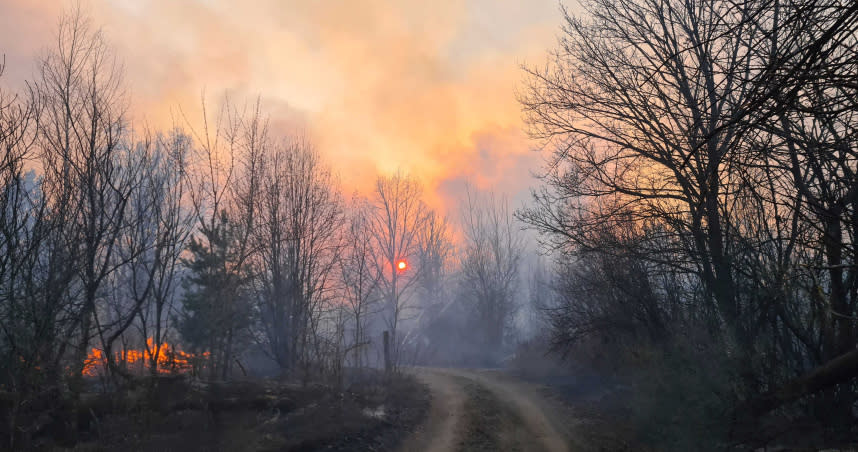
<box><xmin>368</xmin><ymin>172</ymin><xmax>430</xmax><ymax>369</ymax></box>
<box><xmin>520</xmin><ymin>0</ymin><xmax>858</xmax><ymax>443</ymax></box>
<box><xmin>459</xmin><ymin>188</ymin><xmax>522</xmax><ymax>364</ymax></box>
<box><xmin>179</xmin><ymin>210</ymin><xmax>251</xmax><ymax>380</ymax></box>
<box><xmin>339</xmin><ymin>198</ymin><xmax>381</xmax><ymax>369</ymax></box>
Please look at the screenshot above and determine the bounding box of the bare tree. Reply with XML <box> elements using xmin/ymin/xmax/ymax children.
<box><xmin>136</xmin><ymin>130</ymin><xmax>193</xmax><ymax>375</ymax></box>
<box><xmin>518</xmin><ymin>0</ymin><xmax>771</xmax><ymax>351</ymax></box>
<box><xmin>368</xmin><ymin>171</ymin><xmax>430</xmax><ymax>369</ymax></box>
<box><xmin>91</xmin><ymin>137</ymin><xmax>159</xmax><ymax>382</ymax></box>
<box><xmin>404</xmin><ymin>210</ymin><xmax>454</xmax><ymax>359</ymax></box>
<box><xmin>416</xmin><ymin>211</ymin><xmax>454</xmax><ymax>308</ymax></box>
<box><xmin>459</xmin><ymin>188</ymin><xmax>523</xmax><ymax>364</ymax></box>
<box><xmin>0</xmin><ymin>56</ymin><xmax>64</xmax><ymax>450</ymax></box>
<box><xmin>244</xmin><ymin>129</ymin><xmax>344</xmax><ymax>375</ymax></box>
<box><xmin>339</xmin><ymin>197</ymin><xmax>381</xmax><ymax>369</ymax></box>
<box><xmin>749</xmin><ymin>0</ymin><xmax>858</xmax><ymax>421</ymax></box>
<box><xmin>34</xmin><ymin>8</ymin><xmax>136</xmax><ymax>394</ymax></box>
<box><xmin>519</xmin><ymin>0</ymin><xmax>858</xmax><ymax>438</ymax></box>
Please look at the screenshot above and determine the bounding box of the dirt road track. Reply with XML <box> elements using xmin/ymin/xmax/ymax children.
<box><xmin>398</xmin><ymin>368</ymin><xmax>578</xmax><ymax>452</ymax></box>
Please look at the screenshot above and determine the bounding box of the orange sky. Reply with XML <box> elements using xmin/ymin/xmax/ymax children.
<box><xmin>0</xmin><ymin>0</ymin><xmax>565</xmax><ymax>213</ymax></box>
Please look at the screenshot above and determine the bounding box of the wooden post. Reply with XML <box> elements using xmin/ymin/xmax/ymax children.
<box><xmin>383</xmin><ymin>330</ymin><xmax>391</xmax><ymax>374</ymax></box>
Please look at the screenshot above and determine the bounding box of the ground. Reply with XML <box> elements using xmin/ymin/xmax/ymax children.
<box><xmin>398</xmin><ymin>368</ymin><xmax>583</xmax><ymax>452</ymax></box>
<box><xmin>29</xmin><ymin>367</ymin><xmax>625</xmax><ymax>451</ymax></box>
<box><xmin>42</xmin><ymin>372</ymin><xmax>430</xmax><ymax>451</ymax></box>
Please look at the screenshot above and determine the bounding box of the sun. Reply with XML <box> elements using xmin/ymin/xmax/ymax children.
<box><xmin>396</xmin><ymin>259</ymin><xmax>408</xmax><ymax>271</ymax></box>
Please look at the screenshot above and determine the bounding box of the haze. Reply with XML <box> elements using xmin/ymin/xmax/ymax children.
<box><xmin>1</xmin><ymin>0</ymin><xmax>561</xmax><ymax>210</ymax></box>
<box><xmin>3</xmin><ymin>0</ymin><xmax>857</xmax><ymax>450</ymax></box>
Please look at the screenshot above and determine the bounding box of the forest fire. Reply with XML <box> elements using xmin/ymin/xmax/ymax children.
<box><xmin>3</xmin><ymin>0</ymin><xmax>858</xmax><ymax>449</ymax></box>
<box><xmin>82</xmin><ymin>338</ymin><xmax>209</xmax><ymax>377</ymax></box>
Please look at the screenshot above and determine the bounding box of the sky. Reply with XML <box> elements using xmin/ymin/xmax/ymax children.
<box><xmin>0</xmin><ymin>0</ymin><xmax>566</xmax><ymax>214</ymax></box>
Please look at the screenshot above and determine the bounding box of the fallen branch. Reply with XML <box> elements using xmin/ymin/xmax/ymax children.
<box><xmin>743</xmin><ymin>348</ymin><xmax>858</xmax><ymax>417</ymax></box>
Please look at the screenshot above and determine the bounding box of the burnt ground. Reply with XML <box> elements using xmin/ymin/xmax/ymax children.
<box><xmin>20</xmin><ymin>372</ymin><xmax>429</xmax><ymax>452</ymax></box>
<box><xmin>515</xmin><ymin>373</ymin><xmax>642</xmax><ymax>452</ymax></box>
<box><xmin>508</xmin><ymin>370</ymin><xmax>858</xmax><ymax>451</ymax></box>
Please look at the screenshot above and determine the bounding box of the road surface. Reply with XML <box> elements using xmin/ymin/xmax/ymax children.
<box><xmin>398</xmin><ymin>368</ymin><xmax>579</xmax><ymax>452</ymax></box>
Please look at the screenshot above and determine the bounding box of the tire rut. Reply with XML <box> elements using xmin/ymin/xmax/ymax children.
<box><xmin>400</xmin><ymin>368</ymin><xmax>574</xmax><ymax>452</ymax></box>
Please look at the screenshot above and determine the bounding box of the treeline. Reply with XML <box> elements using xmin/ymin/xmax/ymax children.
<box><xmin>0</xmin><ymin>8</ymin><xmax>526</xmax><ymax>449</ymax></box>
<box><xmin>519</xmin><ymin>0</ymin><xmax>858</xmax><ymax>447</ymax></box>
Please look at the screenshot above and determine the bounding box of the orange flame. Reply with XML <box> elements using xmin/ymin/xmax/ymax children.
<box><xmin>82</xmin><ymin>338</ymin><xmax>210</xmax><ymax>377</ymax></box>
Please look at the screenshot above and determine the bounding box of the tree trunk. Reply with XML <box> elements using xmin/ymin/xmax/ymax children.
<box><xmin>742</xmin><ymin>347</ymin><xmax>858</xmax><ymax>418</ymax></box>
<box><xmin>383</xmin><ymin>330</ymin><xmax>391</xmax><ymax>374</ymax></box>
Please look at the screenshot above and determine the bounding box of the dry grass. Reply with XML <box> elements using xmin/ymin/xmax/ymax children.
<box><xmin>7</xmin><ymin>372</ymin><xmax>429</xmax><ymax>451</ymax></box>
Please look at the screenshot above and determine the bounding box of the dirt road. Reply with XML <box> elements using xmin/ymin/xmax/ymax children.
<box><xmin>398</xmin><ymin>368</ymin><xmax>579</xmax><ymax>452</ymax></box>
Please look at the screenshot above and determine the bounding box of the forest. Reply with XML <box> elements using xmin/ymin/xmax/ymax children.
<box><xmin>1</xmin><ymin>0</ymin><xmax>857</xmax><ymax>450</ymax></box>
<box><xmin>518</xmin><ymin>0</ymin><xmax>858</xmax><ymax>448</ymax></box>
<box><xmin>0</xmin><ymin>6</ymin><xmax>529</xmax><ymax>449</ymax></box>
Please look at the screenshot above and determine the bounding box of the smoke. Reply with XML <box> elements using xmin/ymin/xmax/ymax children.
<box><xmin>0</xmin><ymin>0</ymin><xmax>560</xmax><ymax>217</ymax></box>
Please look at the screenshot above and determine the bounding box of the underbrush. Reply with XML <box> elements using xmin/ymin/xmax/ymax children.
<box><xmin>508</xmin><ymin>336</ymin><xmax>736</xmax><ymax>451</ymax></box>
<box><xmin>1</xmin><ymin>370</ymin><xmax>430</xmax><ymax>451</ymax></box>
<box><xmin>509</xmin><ymin>336</ymin><xmax>858</xmax><ymax>451</ymax></box>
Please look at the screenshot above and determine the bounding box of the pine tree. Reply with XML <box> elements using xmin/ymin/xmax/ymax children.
<box><xmin>178</xmin><ymin>210</ymin><xmax>251</xmax><ymax>379</ymax></box>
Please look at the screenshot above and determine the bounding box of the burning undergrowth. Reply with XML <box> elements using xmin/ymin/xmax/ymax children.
<box><xmin>82</xmin><ymin>338</ymin><xmax>211</xmax><ymax>378</ymax></box>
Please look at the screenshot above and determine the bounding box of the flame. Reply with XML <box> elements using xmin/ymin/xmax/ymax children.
<box><xmin>82</xmin><ymin>338</ymin><xmax>210</xmax><ymax>377</ymax></box>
